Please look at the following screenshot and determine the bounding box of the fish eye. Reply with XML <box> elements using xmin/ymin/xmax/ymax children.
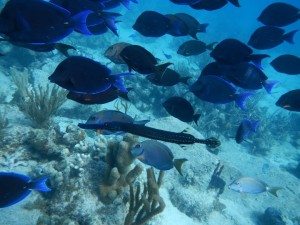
<box><xmin>136</xmin><ymin>144</ymin><xmax>141</xmax><ymax>148</ymax></box>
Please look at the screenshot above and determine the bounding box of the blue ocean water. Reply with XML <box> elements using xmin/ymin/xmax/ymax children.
<box><xmin>0</xmin><ymin>0</ymin><xmax>299</xmax><ymax>225</ymax></box>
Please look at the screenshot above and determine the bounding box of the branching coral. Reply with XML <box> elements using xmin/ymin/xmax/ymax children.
<box><xmin>99</xmin><ymin>134</ymin><xmax>143</xmax><ymax>204</ymax></box>
<box><xmin>11</xmin><ymin>70</ymin><xmax>67</xmax><ymax>127</ymax></box>
<box><xmin>0</xmin><ymin>109</ymin><xmax>8</xmax><ymax>140</ymax></box>
<box><xmin>124</xmin><ymin>168</ymin><xmax>165</xmax><ymax>225</ymax></box>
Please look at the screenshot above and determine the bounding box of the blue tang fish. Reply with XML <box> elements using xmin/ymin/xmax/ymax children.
<box><xmin>235</xmin><ymin>119</ymin><xmax>259</xmax><ymax>144</ymax></box>
<box><xmin>229</xmin><ymin>177</ymin><xmax>281</xmax><ymax>197</ymax></box>
<box><xmin>49</xmin><ymin>56</ymin><xmax>130</xmax><ymax>94</ymax></box>
<box><xmin>0</xmin><ymin>172</ymin><xmax>51</xmax><ymax>208</ymax></box>
<box><xmin>131</xmin><ymin>140</ymin><xmax>187</xmax><ymax>175</ymax></box>
<box><xmin>0</xmin><ymin>0</ymin><xmax>92</xmax><ymax>44</ymax></box>
<box><xmin>190</xmin><ymin>75</ymin><xmax>253</xmax><ymax>110</ymax></box>
<box><xmin>50</xmin><ymin>0</ymin><xmax>121</xmax><ymax>35</ymax></box>
<box><xmin>201</xmin><ymin>62</ymin><xmax>278</xmax><ymax>94</ymax></box>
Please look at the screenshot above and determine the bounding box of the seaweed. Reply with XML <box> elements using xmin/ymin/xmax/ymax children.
<box><xmin>11</xmin><ymin>70</ymin><xmax>67</xmax><ymax>127</ymax></box>
<box><xmin>124</xmin><ymin>168</ymin><xmax>165</xmax><ymax>225</ymax></box>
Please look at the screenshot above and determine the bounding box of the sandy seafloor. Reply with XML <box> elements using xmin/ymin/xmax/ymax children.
<box><xmin>0</xmin><ymin>0</ymin><xmax>300</xmax><ymax>225</ymax></box>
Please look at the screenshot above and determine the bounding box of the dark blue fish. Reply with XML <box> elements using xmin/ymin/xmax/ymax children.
<box><xmin>120</xmin><ymin>44</ymin><xmax>172</xmax><ymax>75</ymax></box>
<box><xmin>49</xmin><ymin>56</ymin><xmax>130</xmax><ymax>94</ymax></box>
<box><xmin>271</xmin><ymin>55</ymin><xmax>300</xmax><ymax>75</ymax></box>
<box><xmin>147</xmin><ymin>68</ymin><xmax>190</xmax><ymax>87</ymax></box>
<box><xmin>190</xmin><ymin>0</ymin><xmax>240</xmax><ymax>11</ymax></box>
<box><xmin>67</xmin><ymin>87</ymin><xmax>131</xmax><ymax>104</ymax></box>
<box><xmin>201</xmin><ymin>62</ymin><xmax>277</xmax><ymax>93</ymax></box>
<box><xmin>0</xmin><ymin>0</ymin><xmax>91</xmax><ymax>44</ymax></box>
<box><xmin>0</xmin><ymin>172</ymin><xmax>51</xmax><ymax>208</ymax></box>
<box><xmin>78</xmin><ymin>111</ymin><xmax>221</xmax><ymax>148</ymax></box>
<box><xmin>163</xmin><ymin>96</ymin><xmax>200</xmax><ymax>124</ymax></box>
<box><xmin>276</xmin><ymin>90</ymin><xmax>300</xmax><ymax>112</ymax></box>
<box><xmin>235</xmin><ymin>119</ymin><xmax>259</xmax><ymax>144</ymax></box>
<box><xmin>258</xmin><ymin>2</ymin><xmax>300</xmax><ymax>27</ymax></box>
<box><xmin>248</xmin><ymin>26</ymin><xmax>298</xmax><ymax>50</ymax></box>
<box><xmin>173</xmin><ymin>13</ymin><xmax>208</xmax><ymax>39</ymax></box>
<box><xmin>190</xmin><ymin>75</ymin><xmax>253</xmax><ymax>110</ymax></box>
<box><xmin>131</xmin><ymin>140</ymin><xmax>187</xmax><ymax>175</ymax></box>
<box><xmin>210</xmin><ymin>39</ymin><xmax>269</xmax><ymax>68</ymax></box>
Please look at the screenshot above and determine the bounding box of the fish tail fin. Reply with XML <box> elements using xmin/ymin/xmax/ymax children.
<box><xmin>263</xmin><ymin>80</ymin><xmax>278</xmax><ymax>94</ymax></box>
<box><xmin>283</xmin><ymin>30</ymin><xmax>298</xmax><ymax>44</ymax></box>
<box><xmin>118</xmin><ymin>87</ymin><xmax>133</xmax><ymax>101</ymax></box>
<box><xmin>113</xmin><ymin>77</ymin><xmax>128</xmax><ymax>93</ymax></box>
<box><xmin>204</xmin><ymin>137</ymin><xmax>221</xmax><ymax>148</ymax></box>
<box><xmin>268</xmin><ymin>187</ymin><xmax>282</xmax><ymax>197</ymax></box>
<box><xmin>174</xmin><ymin>158</ymin><xmax>188</xmax><ymax>176</ymax></box>
<box><xmin>189</xmin><ymin>31</ymin><xmax>198</xmax><ymax>40</ymax></box>
<box><xmin>249</xmin><ymin>54</ymin><xmax>270</xmax><ymax>69</ymax></box>
<box><xmin>227</xmin><ymin>0</ymin><xmax>240</xmax><ymax>7</ymax></box>
<box><xmin>72</xmin><ymin>10</ymin><xmax>93</xmax><ymax>35</ymax></box>
<box><xmin>155</xmin><ymin>62</ymin><xmax>173</xmax><ymax>76</ymax></box>
<box><xmin>206</xmin><ymin>42</ymin><xmax>217</xmax><ymax>51</ymax></box>
<box><xmin>235</xmin><ymin>92</ymin><xmax>253</xmax><ymax>110</ymax></box>
<box><xmin>180</xmin><ymin>76</ymin><xmax>191</xmax><ymax>85</ymax></box>
<box><xmin>198</xmin><ymin>23</ymin><xmax>209</xmax><ymax>33</ymax></box>
<box><xmin>54</xmin><ymin>43</ymin><xmax>76</xmax><ymax>57</ymax></box>
<box><xmin>30</xmin><ymin>177</ymin><xmax>51</xmax><ymax>192</ymax></box>
<box><xmin>121</xmin><ymin>0</ymin><xmax>138</xmax><ymax>9</ymax></box>
<box><xmin>193</xmin><ymin>113</ymin><xmax>201</xmax><ymax>125</ymax></box>
<box><xmin>99</xmin><ymin>12</ymin><xmax>122</xmax><ymax>36</ymax></box>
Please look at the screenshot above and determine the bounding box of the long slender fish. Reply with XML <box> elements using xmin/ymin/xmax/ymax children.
<box><xmin>78</xmin><ymin>121</ymin><xmax>221</xmax><ymax>148</ymax></box>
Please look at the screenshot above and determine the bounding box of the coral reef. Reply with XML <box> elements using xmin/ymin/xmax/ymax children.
<box><xmin>11</xmin><ymin>69</ymin><xmax>67</xmax><ymax>127</ymax></box>
<box><xmin>124</xmin><ymin>168</ymin><xmax>165</xmax><ymax>225</ymax></box>
<box><xmin>99</xmin><ymin>134</ymin><xmax>143</xmax><ymax>204</ymax></box>
<box><xmin>259</xmin><ymin>207</ymin><xmax>286</xmax><ymax>225</ymax></box>
<box><xmin>0</xmin><ymin>108</ymin><xmax>8</xmax><ymax>140</ymax></box>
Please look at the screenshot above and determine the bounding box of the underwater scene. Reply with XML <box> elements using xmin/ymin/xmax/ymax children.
<box><xmin>0</xmin><ymin>0</ymin><xmax>300</xmax><ymax>224</ymax></box>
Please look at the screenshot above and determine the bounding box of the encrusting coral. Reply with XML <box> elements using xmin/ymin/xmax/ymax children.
<box><xmin>99</xmin><ymin>134</ymin><xmax>143</xmax><ymax>204</ymax></box>
<box><xmin>124</xmin><ymin>168</ymin><xmax>165</xmax><ymax>225</ymax></box>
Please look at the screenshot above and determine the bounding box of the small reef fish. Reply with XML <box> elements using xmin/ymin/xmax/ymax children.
<box><xmin>104</xmin><ymin>42</ymin><xmax>132</xmax><ymax>65</ymax></box>
<box><xmin>120</xmin><ymin>44</ymin><xmax>172</xmax><ymax>75</ymax></box>
<box><xmin>131</xmin><ymin>140</ymin><xmax>187</xmax><ymax>175</ymax></box>
<box><xmin>271</xmin><ymin>55</ymin><xmax>300</xmax><ymax>75</ymax></box>
<box><xmin>190</xmin><ymin>75</ymin><xmax>253</xmax><ymax>110</ymax></box>
<box><xmin>173</xmin><ymin>13</ymin><xmax>208</xmax><ymax>39</ymax></box>
<box><xmin>147</xmin><ymin>68</ymin><xmax>190</xmax><ymax>87</ymax></box>
<box><xmin>133</xmin><ymin>11</ymin><xmax>171</xmax><ymax>37</ymax></box>
<box><xmin>190</xmin><ymin>0</ymin><xmax>240</xmax><ymax>11</ymax></box>
<box><xmin>210</xmin><ymin>39</ymin><xmax>269</xmax><ymax>67</ymax></box>
<box><xmin>78</xmin><ymin>111</ymin><xmax>221</xmax><ymax>148</ymax></box>
<box><xmin>67</xmin><ymin>87</ymin><xmax>131</xmax><ymax>105</ymax></box>
<box><xmin>258</xmin><ymin>2</ymin><xmax>300</xmax><ymax>27</ymax></box>
<box><xmin>163</xmin><ymin>96</ymin><xmax>200</xmax><ymax>125</ymax></box>
<box><xmin>235</xmin><ymin>119</ymin><xmax>260</xmax><ymax>144</ymax></box>
<box><xmin>49</xmin><ymin>56</ymin><xmax>130</xmax><ymax>94</ymax></box>
<box><xmin>177</xmin><ymin>40</ymin><xmax>216</xmax><ymax>56</ymax></box>
<box><xmin>0</xmin><ymin>0</ymin><xmax>92</xmax><ymax>44</ymax></box>
<box><xmin>248</xmin><ymin>26</ymin><xmax>298</xmax><ymax>50</ymax></box>
<box><xmin>276</xmin><ymin>90</ymin><xmax>300</xmax><ymax>112</ymax></box>
<box><xmin>229</xmin><ymin>177</ymin><xmax>281</xmax><ymax>197</ymax></box>
<box><xmin>0</xmin><ymin>172</ymin><xmax>51</xmax><ymax>208</ymax></box>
